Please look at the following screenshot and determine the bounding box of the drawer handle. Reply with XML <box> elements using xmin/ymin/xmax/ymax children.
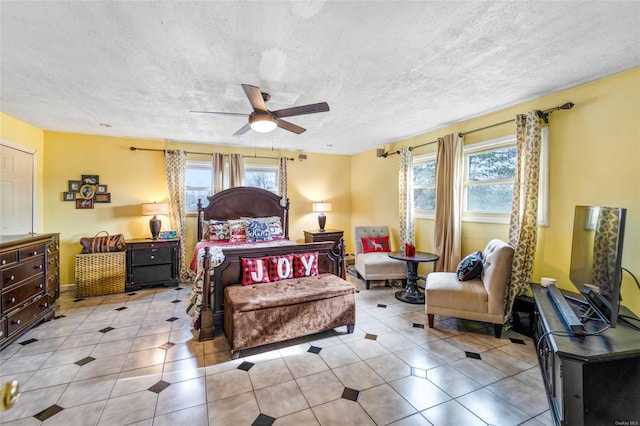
<box><xmin>41</xmin><ymin>302</ymin><xmax>49</xmax><ymax>308</ymax></box>
<box><xmin>1</xmin><ymin>259</ymin><xmax>6</xmax><ymax>265</ymax></box>
<box><xmin>8</xmin><ymin>297</ymin><xmax>16</xmax><ymax>304</ymax></box>
<box><xmin>0</xmin><ymin>331</ymin><xmax>3</xmax><ymax>337</ymax></box>
<box><xmin>12</xmin><ymin>319</ymin><xmax>21</xmax><ymax>325</ymax></box>
<box><xmin>37</xmin><ymin>284</ymin><xmax>43</xmax><ymax>289</ymax></box>
<box><xmin>32</xmin><ymin>251</ymin><xmax>38</xmax><ymax>256</ymax></box>
<box><xmin>150</xmin><ymin>255</ymin><xmax>155</xmax><ymax>260</ymax></box>
<box><xmin>8</xmin><ymin>275</ymin><xmax>15</xmax><ymax>281</ymax></box>
<box><xmin>36</xmin><ymin>264</ymin><xmax>43</xmax><ymax>270</ymax></box>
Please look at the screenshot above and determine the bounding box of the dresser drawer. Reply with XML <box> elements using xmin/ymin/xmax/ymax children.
<box><xmin>3</xmin><ymin>276</ymin><xmax>45</xmax><ymax>313</ymax></box>
<box><xmin>0</xmin><ymin>317</ymin><xmax>7</xmax><ymax>342</ymax></box>
<box><xmin>313</xmin><ymin>232</ymin><xmax>343</xmax><ymax>241</ymax></box>
<box><xmin>131</xmin><ymin>248</ymin><xmax>173</xmax><ymax>266</ymax></box>
<box><xmin>1</xmin><ymin>255</ymin><xmax>45</xmax><ymax>289</ymax></box>
<box><xmin>131</xmin><ymin>264</ymin><xmax>173</xmax><ymax>284</ymax></box>
<box><xmin>0</xmin><ymin>250</ymin><xmax>18</xmax><ymax>268</ymax></box>
<box><xmin>19</xmin><ymin>243</ymin><xmax>47</xmax><ymax>260</ymax></box>
<box><xmin>6</xmin><ymin>295</ymin><xmax>50</xmax><ymax>336</ymax></box>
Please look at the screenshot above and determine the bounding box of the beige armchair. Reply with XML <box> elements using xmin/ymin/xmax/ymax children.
<box><xmin>354</xmin><ymin>226</ymin><xmax>407</xmax><ymax>289</ymax></box>
<box><xmin>425</xmin><ymin>239</ymin><xmax>514</xmax><ymax>338</ymax></box>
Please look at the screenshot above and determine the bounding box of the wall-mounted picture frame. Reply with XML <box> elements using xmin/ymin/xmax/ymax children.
<box><xmin>79</xmin><ymin>184</ymin><xmax>96</xmax><ymax>200</ymax></box>
<box><xmin>94</xmin><ymin>193</ymin><xmax>111</xmax><ymax>203</ymax></box>
<box><xmin>68</xmin><ymin>180</ymin><xmax>81</xmax><ymax>192</ymax></box>
<box><xmin>96</xmin><ymin>184</ymin><xmax>108</xmax><ymax>194</ymax></box>
<box><xmin>81</xmin><ymin>175</ymin><xmax>99</xmax><ymax>185</ymax></box>
<box><xmin>76</xmin><ymin>198</ymin><xmax>94</xmax><ymax>209</ymax></box>
<box><xmin>63</xmin><ymin>192</ymin><xmax>76</xmax><ymax>201</ymax></box>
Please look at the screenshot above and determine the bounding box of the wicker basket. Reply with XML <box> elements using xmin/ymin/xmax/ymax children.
<box><xmin>75</xmin><ymin>252</ymin><xmax>126</xmax><ymax>297</ymax></box>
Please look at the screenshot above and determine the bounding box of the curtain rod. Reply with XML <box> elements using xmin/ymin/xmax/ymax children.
<box><xmin>379</xmin><ymin>101</ymin><xmax>574</xmax><ymax>158</ymax></box>
<box><xmin>129</xmin><ymin>146</ymin><xmax>294</xmax><ymax>161</ymax></box>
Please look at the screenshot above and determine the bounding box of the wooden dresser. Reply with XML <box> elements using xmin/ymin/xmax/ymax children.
<box><xmin>0</xmin><ymin>233</ymin><xmax>59</xmax><ymax>350</ymax></box>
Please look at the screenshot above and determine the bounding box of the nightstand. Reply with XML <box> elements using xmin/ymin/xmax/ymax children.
<box><xmin>303</xmin><ymin>229</ymin><xmax>344</xmax><ymax>250</ymax></box>
<box><xmin>126</xmin><ymin>238</ymin><xmax>179</xmax><ymax>291</ymax></box>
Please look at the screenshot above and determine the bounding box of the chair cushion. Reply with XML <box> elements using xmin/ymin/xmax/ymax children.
<box><xmin>456</xmin><ymin>251</ymin><xmax>483</xmax><ymax>281</ymax></box>
<box><xmin>355</xmin><ymin>252</ymin><xmax>407</xmax><ymax>277</ymax></box>
<box><xmin>426</xmin><ymin>272</ymin><xmax>488</xmax><ymax>313</ymax></box>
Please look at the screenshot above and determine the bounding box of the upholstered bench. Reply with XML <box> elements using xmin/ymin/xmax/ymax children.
<box><xmin>224</xmin><ymin>273</ymin><xmax>356</xmax><ymax>357</ymax></box>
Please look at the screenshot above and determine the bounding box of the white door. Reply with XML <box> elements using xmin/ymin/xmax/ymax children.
<box><xmin>1</xmin><ymin>141</ymin><xmax>34</xmax><ymax>235</ymax></box>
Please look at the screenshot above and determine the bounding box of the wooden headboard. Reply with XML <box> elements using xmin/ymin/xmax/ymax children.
<box><xmin>197</xmin><ymin>186</ymin><xmax>290</xmax><ymax>239</ymax></box>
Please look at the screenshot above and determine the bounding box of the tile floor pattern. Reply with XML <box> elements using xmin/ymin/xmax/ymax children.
<box><xmin>0</xmin><ymin>276</ymin><xmax>553</xmax><ymax>426</ymax></box>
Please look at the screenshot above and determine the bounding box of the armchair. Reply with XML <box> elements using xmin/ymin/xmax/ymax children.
<box><xmin>354</xmin><ymin>226</ymin><xmax>407</xmax><ymax>289</ymax></box>
<box><xmin>425</xmin><ymin>239</ymin><xmax>514</xmax><ymax>338</ymax></box>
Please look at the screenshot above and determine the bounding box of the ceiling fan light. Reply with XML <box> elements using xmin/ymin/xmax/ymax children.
<box><xmin>249</xmin><ymin>114</ymin><xmax>277</xmax><ymax>133</ymax></box>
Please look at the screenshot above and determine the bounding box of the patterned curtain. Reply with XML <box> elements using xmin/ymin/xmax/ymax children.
<box><xmin>165</xmin><ymin>149</ymin><xmax>191</xmax><ymax>281</ymax></box>
<box><xmin>399</xmin><ymin>147</ymin><xmax>415</xmax><ymax>246</ymax></box>
<box><xmin>434</xmin><ymin>133</ymin><xmax>463</xmax><ymax>272</ymax></box>
<box><xmin>592</xmin><ymin>207</ymin><xmax>620</xmax><ymax>299</ymax></box>
<box><xmin>278</xmin><ymin>157</ymin><xmax>288</xmax><ymax>207</ymax></box>
<box><xmin>505</xmin><ymin>111</ymin><xmax>541</xmax><ymax>321</ymax></box>
<box><xmin>211</xmin><ymin>152</ymin><xmax>224</xmax><ymax>193</ymax></box>
<box><xmin>228</xmin><ymin>153</ymin><xmax>244</xmax><ymax>187</ymax></box>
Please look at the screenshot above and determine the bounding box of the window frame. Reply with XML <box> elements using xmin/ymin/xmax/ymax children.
<box><xmin>462</xmin><ymin>127</ymin><xmax>549</xmax><ymax>225</ymax></box>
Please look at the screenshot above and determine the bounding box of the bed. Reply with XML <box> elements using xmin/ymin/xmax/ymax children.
<box><xmin>186</xmin><ymin>186</ymin><xmax>348</xmax><ymax>341</ymax></box>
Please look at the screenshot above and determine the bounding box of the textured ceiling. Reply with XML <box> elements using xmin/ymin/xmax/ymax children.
<box><xmin>1</xmin><ymin>1</ymin><xmax>639</xmax><ymax>155</ymax></box>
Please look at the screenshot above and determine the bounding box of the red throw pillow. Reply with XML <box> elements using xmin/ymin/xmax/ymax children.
<box><xmin>241</xmin><ymin>257</ymin><xmax>270</xmax><ymax>285</ymax></box>
<box><xmin>268</xmin><ymin>254</ymin><xmax>294</xmax><ymax>282</ymax></box>
<box><xmin>361</xmin><ymin>236</ymin><xmax>391</xmax><ymax>253</ymax></box>
<box><xmin>293</xmin><ymin>252</ymin><xmax>319</xmax><ymax>277</ymax></box>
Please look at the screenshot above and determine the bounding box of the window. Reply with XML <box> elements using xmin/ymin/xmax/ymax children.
<box><xmin>463</xmin><ymin>136</ymin><xmax>517</xmax><ymax>220</ymax></box>
<box><xmin>412</xmin><ymin>127</ymin><xmax>549</xmax><ymax>225</ymax></box>
<box><xmin>413</xmin><ymin>153</ymin><xmax>437</xmax><ymax>218</ymax></box>
<box><xmin>463</xmin><ymin>127</ymin><xmax>549</xmax><ymax>224</ymax></box>
<box><xmin>185</xmin><ymin>159</ymin><xmax>279</xmax><ymax>211</ymax></box>
<box><xmin>185</xmin><ymin>161</ymin><xmax>213</xmax><ymax>211</ymax></box>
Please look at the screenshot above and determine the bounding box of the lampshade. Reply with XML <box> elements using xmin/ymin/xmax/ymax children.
<box><xmin>141</xmin><ymin>202</ymin><xmax>169</xmax><ymax>216</ymax></box>
<box><xmin>312</xmin><ymin>202</ymin><xmax>332</xmax><ymax>213</ymax></box>
<box><xmin>249</xmin><ymin>113</ymin><xmax>277</xmax><ymax>133</ymax></box>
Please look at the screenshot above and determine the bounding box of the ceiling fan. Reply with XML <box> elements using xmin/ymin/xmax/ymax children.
<box><xmin>191</xmin><ymin>84</ymin><xmax>330</xmax><ymax>136</ymax></box>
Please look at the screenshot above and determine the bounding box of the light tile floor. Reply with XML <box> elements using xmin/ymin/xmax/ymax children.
<box><xmin>0</xmin><ymin>275</ymin><xmax>552</xmax><ymax>425</ymax></box>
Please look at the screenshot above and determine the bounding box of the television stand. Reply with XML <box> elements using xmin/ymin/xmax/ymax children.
<box><xmin>531</xmin><ymin>284</ymin><xmax>640</xmax><ymax>426</ymax></box>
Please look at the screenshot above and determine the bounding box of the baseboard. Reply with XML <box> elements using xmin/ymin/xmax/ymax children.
<box><xmin>61</xmin><ymin>284</ymin><xmax>75</xmax><ymax>293</ymax></box>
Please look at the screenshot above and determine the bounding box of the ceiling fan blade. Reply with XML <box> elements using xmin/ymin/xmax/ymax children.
<box><xmin>272</xmin><ymin>102</ymin><xmax>330</xmax><ymax>118</ymax></box>
<box><xmin>190</xmin><ymin>110</ymin><xmax>249</xmax><ymax>117</ymax></box>
<box><xmin>241</xmin><ymin>84</ymin><xmax>268</xmax><ymax>112</ymax></box>
<box><xmin>233</xmin><ymin>123</ymin><xmax>252</xmax><ymax>137</ymax></box>
<box><xmin>277</xmin><ymin>119</ymin><xmax>306</xmax><ymax>134</ymax></box>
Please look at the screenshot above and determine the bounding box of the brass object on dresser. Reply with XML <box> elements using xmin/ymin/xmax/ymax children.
<box><xmin>0</xmin><ymin>234</ymin><xmax>59</xmax><ymax>350</ymax></box>
<box><xmin>303</xmin><ymin>229</ymin><xmax>344</xmax><ymax>250</ymax></box>
<box><xmin>125</xmin><ymin>238</ymin><xmax>179</xmax><ymax>292</ymax></box>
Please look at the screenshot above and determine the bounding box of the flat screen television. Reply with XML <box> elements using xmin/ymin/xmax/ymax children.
<box><xmin>569</xmin><ymin>205</ymin><xmax>626</xmax><ymax>326</ymax></box>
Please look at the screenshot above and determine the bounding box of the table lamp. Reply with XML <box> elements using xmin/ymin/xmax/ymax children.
<box><xmin>312</xmin><ymin>202</ymin><xmax>332</xmax><ymax>232</ymax></box>
<box><xmin>141</xmin><ymin>202</ymin><xmax>169</xmax><ymax>239</ymax></box>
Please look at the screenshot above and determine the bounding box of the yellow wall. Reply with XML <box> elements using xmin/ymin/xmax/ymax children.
<box><xmin>0</xmin><ymin>113</ymin><xmax>45</xmax><ymax>231</ymax></box>
<box><xmin>40</xmin><ymin>133</ymin><xmax>351</xmax><ymax>285</ymax></box>
<box><xmin>351</xmin><ymin>67</ymin><xmax>640</xmax><ymax>316</ymax></box>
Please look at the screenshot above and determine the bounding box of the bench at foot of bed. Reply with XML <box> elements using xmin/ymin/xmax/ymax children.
<box><xmin>224</xmin><ymin>273</ymin><xmax>356</xmax><ymax>358</ymax></box>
